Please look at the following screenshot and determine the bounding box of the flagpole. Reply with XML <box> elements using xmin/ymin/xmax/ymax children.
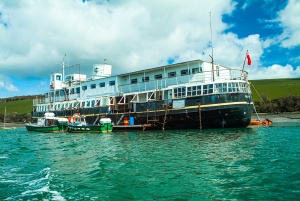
<box><xmin>241</xmin><ymin>50</ymin><xmax>248</xmax><ymax>79</ymax></box>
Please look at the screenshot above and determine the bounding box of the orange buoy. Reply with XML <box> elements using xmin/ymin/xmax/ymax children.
<box><xmin>250</xmin><ymin>119</ymin><xmax>272</xmax><ymax>126</ymax></box>
<box><xmin>250</xmin><ymin>120</ymin><xmax>263</xmax><ymax>126</ymax></box>
<box><xmin>124</xmin><ymin>117</ymin><xmax>129</xmax><ymax>126</ymax></box>
<box><xmin>262</xmin><ymin>119</ymin><xmax>272</xmax><ymax>126</ymax></box>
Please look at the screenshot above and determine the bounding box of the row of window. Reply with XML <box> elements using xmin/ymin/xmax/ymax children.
<box><xmin>46</xmin><ymin>100</ymin><xmax>97</xmax><ymax>110</ymax></box>
<box><xmin>130</xmin><ymin>67</ymin><xmax>203</xmax><ymax>84</ymax></box>
<box><xmin>46</xmin><ymin>82</ymin><xmax>247</xmax><ymax>102</ymax></box>
<box><xmin>82</xmin><ymin>80</ymin><xmax>115</xmax><ymax>90</ymax></box>
<box><xmin>174</xmin><ymin>82</ymin><xmax>248</xmax><ymax>98</ymax></box>
<box><xmin>46</xmin><ymin>80</ymin><xmax>116</xmax><ymax>97</ymax></box>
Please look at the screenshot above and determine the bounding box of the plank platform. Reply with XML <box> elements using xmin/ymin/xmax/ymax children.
<box><xmin>113</xmin><ymin>124</ymin><xmax>155</xmax><ymax>131</ymax></box>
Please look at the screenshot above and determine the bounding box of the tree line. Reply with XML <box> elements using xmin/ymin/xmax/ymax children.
<box><xmin>254</xmin><ymin>95</ymin><xmax>300</xmax><ymax>113</ymax></box>
<box><xmin>0</xmin><ymin>113</ymin><xmax>31</xmax><ymax>123</ymax></box>
<box><xmin>0</xmin><ymin>95</ymin><xmax>43</xmax><ymax>103</ymax></box>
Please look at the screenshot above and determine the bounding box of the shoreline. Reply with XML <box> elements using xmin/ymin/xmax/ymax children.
<box><xmin>1</xmin><ymin>123</ymin><xmax>25</xmax><ymax>128</ymax></box>
<box><xmin>252</xmin><ymin>112</ymin><xmax>300</xmax><ymax>122</ymax></box>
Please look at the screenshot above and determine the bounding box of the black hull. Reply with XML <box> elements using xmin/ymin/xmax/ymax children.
<box><xmin>33</xmin><ymin>93</ymin><xmax>253</xmax><ymax>130</ymax></box>
<box><xmin>108</xmin><ymin>103</ymin><xmax>252</xmax><ymax>130</ymax></box>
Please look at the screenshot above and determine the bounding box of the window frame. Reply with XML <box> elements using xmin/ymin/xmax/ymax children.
<box><xmin>100</xmin><ymin>82</ymin><xmax>105</xmax><ymax>87</ymax></box>
<box><xmin>90</xmin><ymin>84</ymin><xmax>96</xmax><ymax>89</ymax></box>
<box><xmin>168</xmin><ymin>71</ymin><xmax>176</xmax><ymax>78</ymax></box>
<box><xmin>82</xmin><ymin>85</ymin><xmax>87</xmax><ymax>91</ymax></box>
<box><xmin>131</xmin><ymin>78</ymin><xmax>138</xmax><ymax>84</ymax></box>
<box><xmin>142</xmin><ymin>76</ymin><xmax>149</xmax><ymax>82</ymax></box>
<box><xmin>180</xmin><ymin>69</ymin><xmax>190</xmax><ymax>76</ymax></box>
<box><xmin>154</xmin><ymin>74</ymin><xmax>163</xmax><ymax>80</ymax></box>
<box><xmin>109</xmin><ymin>80</ymin><xmax>115</xmax><ymax>86</ymax></box>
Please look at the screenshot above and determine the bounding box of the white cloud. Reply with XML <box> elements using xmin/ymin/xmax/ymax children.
<box><xmin>0</xmin><ymin>0</ymin><xmax>298</xmax><ymax>88</ymax></box>
<box><xmin>248</xmin><ymin>64</ymin><xmax>300</xmax><ymax>80</ymax></box>
<box><xmin>5</xmin><ymin>82</ymin><xmax>19</xmax><ymax>92</ymax></box>
<box><xmin>277</xmin><ymin>0</ymin><xmax>300</xmax><ymax>48</ymax></box>
<box><xmin>0</xmin><ymin>75</ymin><xmax>19</xmax><ymax>93</ymax></box>
<box><xmin>211</xmin><ymin>33</ymin><xmax>263</xmax><ymax>69</ymax></box>
<box><xmin>0</xmin><ymin>0</ymin><xmax>235</xmax><ymax>76</ymax></box>
<box><xmin>38</xmin><ymin>81</ymin><xmax>46</xmax><ymax>87</ymax></box>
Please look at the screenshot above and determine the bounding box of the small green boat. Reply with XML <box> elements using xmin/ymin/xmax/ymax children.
<box><xmin>25</xmin><ymin>112</ymin><xmax>68</xmax><ymax>133</ymax></box>
<box><xmin>67</xmin><ymin>114</ymin><xmax>113</xmax><ymax>133</ymax></box>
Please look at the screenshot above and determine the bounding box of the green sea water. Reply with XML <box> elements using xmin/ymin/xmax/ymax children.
<box><xmin>1</xmin><ymin>121</ymin><xmax>300</xmax><ymax>200</ymax></box>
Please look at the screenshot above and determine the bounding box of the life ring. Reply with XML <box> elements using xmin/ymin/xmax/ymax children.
<box><xmin>73</xmin><ymin>113</ymin><xmax>80</xmax><ymax>122</ymax></box>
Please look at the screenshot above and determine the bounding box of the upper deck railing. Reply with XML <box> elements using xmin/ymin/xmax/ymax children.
<box><xmin>118</xmin><ymin>68</ymin><xmax>248</xmax><ymax>94</ymax></box>
<box><xmin>33</xmin><ymin>68</ymin><xmax>248</xmax><ymax>105</ymax></box>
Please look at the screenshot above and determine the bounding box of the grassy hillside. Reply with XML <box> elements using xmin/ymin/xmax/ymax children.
<box><xmin>0</xmin><ymin>99</ymin><xmax>33</xmax><ymax>114</ymax></box>
<box><xmin>0</xmin><ymin>78</ymin><xmax>299</xmax><ymax>114</ymax></box>
<box><xmin>250</xmin><ymin>78</ymin><xmax>300</xmax><ymax>101</ymax></box>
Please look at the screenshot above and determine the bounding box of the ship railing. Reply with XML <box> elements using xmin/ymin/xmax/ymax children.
<box><xmin>230</xmin><ymin>69</ymin><xmax>248</xmax><ymax>81</ymax></box>
<box><xmin>68</xmin><ymin>93</ymin><xmax>81</xmax><ymax>100</ymax></box>
<box><xmin>33</xmin><ymin>97</ymin><xmax>46</xmax><ymax>105</ymax></box>
<box><xmin>118</xmin><ymin>69</ymin><xmax>248</xmax><ymax>94</ymax></box>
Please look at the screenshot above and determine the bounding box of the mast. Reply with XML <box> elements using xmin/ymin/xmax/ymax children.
<box><xmin>62</xmin><ymin>54</ymin><xmax>66</xmax><ymax>82</ymax></box>
<box><xmin>4</xmin><ymin>106</ymin><xmax>6</xmax><ymax>128</ymax></box>
<box><xmin>79</xmin><ymin>64</ymin><xmax>81</xmax><ymax>109</ymax></box>
<box><xmin>209</xmin><ymin>12</ymin><xmax>214</xmax><ymax>82</ymax></box>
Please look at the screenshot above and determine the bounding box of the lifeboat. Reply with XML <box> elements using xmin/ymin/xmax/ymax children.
<box><xmin>250</xmin><ymin>120</ymin><xmax>263</xmax><ymax>126</ymax></box>
<box><xmin>250</xmin><ymin>119</ymin><xmax>272</xmax><ymax>126</ymax></box>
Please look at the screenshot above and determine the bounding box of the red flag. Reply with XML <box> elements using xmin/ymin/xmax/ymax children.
<box><xmin>247</xmin><ymin>54</ymin><xmax>251</xmax><ymax>65</ymax></box>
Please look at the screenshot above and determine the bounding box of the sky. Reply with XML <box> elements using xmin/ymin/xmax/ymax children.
<box><xmin>0</xmin><ymin>0</ymin><xmax>299</xmax><ymax>98</ymax></box>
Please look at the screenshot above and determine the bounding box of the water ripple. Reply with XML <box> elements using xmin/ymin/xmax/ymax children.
<box><xmin>1</xmin><ymin>124</ymin><xmax>300</xmax><ymax>200</ymax></box>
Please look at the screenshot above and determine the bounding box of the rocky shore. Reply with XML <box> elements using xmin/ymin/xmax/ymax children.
<box><xmin>252</xmin><ymin>113</ymin><xmax>300</xmax><ymax>122</ymax></box>
<box><xmin>1</xmin><ymin>123</ymin><xmax>25</xmax><ymax>128</ymax></box>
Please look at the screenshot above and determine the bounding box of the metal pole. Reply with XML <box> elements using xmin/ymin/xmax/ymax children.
<box><xmin>198</xmin><ymin>101</ymin><xmax>202</xmax><ymax>129</ymax></box>
<box><xmin>4</xmin><ymin>106</ymin><xmax>6</xmax><ymax>128</ymax></box>
<box><xmin>162</xmin><ymin>104</ymin><xmax>168</xmax><ymax>130</ymax></box>
<box><xmin>209</xmin><ymin>12</ymin><xmax>214</xmax><ymax>82</ymax></box>
<box><xmin>241</xmin><ymin>50</ymin><xmax>248</xmax><ymax>79</ymax></box>
<box><xmin>62</xmin><ymin>54</ymin><xmax>66</xmax><ymax>82</ymax></box>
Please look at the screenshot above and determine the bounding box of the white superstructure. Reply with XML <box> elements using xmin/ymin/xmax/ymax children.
<box><xmin>34</xmin><ymin>59</ymin><xmax>249</xmax><ymax>114</ymax></box>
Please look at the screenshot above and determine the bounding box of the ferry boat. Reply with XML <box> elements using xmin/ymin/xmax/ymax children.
<box><xmin>32</xmin><ymin>59</ymin><xmax>253</xmax><ymax>130</ymax></box>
